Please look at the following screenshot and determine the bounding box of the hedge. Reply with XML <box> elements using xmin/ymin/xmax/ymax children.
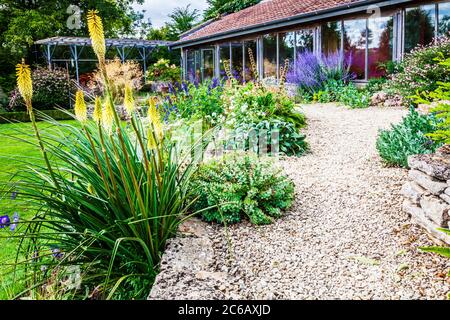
<box><xmin>0</xmin><ymin>110</ymin><xmax>74</xmax><ymax>124</ymax></box>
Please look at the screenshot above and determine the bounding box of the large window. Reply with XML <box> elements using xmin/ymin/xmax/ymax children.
<box><xmin>296</xmin><ymin>29</ymin><xmax>314</xmax><ymax>53</ymax></box>
<box><xmin>279</xmin><ymin>32</ymin><xmax>295</xmax><ymax>72</ymax></box>
<box><xmin>219</xmin><ymin>43</ymin><xmax>230</xmax><ymax>79</ymax></box>
<box><xmin>231</xmin><ymin>42</ymin><xmax>244</xmax><ymax>82</ymax></box>
<box><xmin>244</xmin><ymin>40</ymin><xmax>257</xmax><ymax>82</ymax></box>
<box><xmin>322</xmin><ymin>21</ymin><xmax>342</xmax><ymax>56</ymax></box>
<box><xmin>368</xmin><ymin>16</ymin><xmax>393</xmax><ymax>78</ymax></box>
<box><xmin>439</xmin><ymin>2</ymin><xmax>450</xmax><ymax>35</ymax></box>
<box><xmin>404</xmin><ymin>5</ymin><xmax>436</xmax><ymax>53</ymax></box>
<box><xmin>186</xmin><ymin>49</ymin><xmax>200</xmax><ymax>82</ymax></box>
<box><xmin>344</xmin><ymin>19</ymin><xmax>367</xmax><ymax>80</ymax></box>
<box><xmin>202</xmin><ymin>49</ymin><xmax>215</xmax><ymax>81</ymax></box>
<box><xmin>263</xmin><ymin>34</ymin><xmax>277</xmax><ymax>78</ymax></box>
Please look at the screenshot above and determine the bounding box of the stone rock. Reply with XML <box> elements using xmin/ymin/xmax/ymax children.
<box><xmin>401</xmin><ymin>181</ymin><xmax>427</xmax><ymax>204</ymax></box>
<box><xmin>408</xmin><ymin>169</ymin><xmax>448</xmax><ymax>195</ymax></box>
<box><xmin>445</xmin><ymin>187</ymin><xmax>450</xmax><ymax>197</ymax></box>
<box><xmin>419</xmin><ymin>195</ymin><xmax>450</xmax><ymax>227</ymax></box>
<box><xmin>440</xmin><ymin>193</ymin><xmax>450</xmax><ymax>205</ymax></box>
<box><xmin>408</xmin><ymin>154</ymin><xmax>450</xmax><ymax>181</ymax></box>
<box><xmin>195</xmin><ymin>271</ymin><xmax>228</xmax><ymax>282</ymax></box>
<box><xmin>403</xmin><ymin>200</ymin><xmax>450</xmax><ymax>245</ymax></box>
<box><xmin>402</xmin><ymin>199</ymin><xmax>425</xmax><ymax>218</ymax></box>
<box><xmin>178</xmin><ymin>217</ymin><xmax>209</xmax><ymax>238</ymax></box>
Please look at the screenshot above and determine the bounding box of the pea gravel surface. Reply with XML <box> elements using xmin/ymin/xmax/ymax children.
<box><xmin>150</xmin><ymin>103</ymin><xmax>450</xmax><ymax>300</ymax></box>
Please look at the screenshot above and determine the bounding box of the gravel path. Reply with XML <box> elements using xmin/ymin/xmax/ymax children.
<box><xmin>150</xmin><ymin>103</ymin><xmax>450</xmax><ymax>300</ymax></box>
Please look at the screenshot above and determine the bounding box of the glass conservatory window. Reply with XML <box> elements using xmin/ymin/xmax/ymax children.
<box><xmin>344</xmin><ymin>19</ymin><xmax>367</xmax><ymax>80</ymax></box>
<box><xmin>263</xmin><ymin>34</ymin><xmax>277</xmax><ymax>78</ymax></box>
<box><xmin>219</xmin><ymin>43</ymin><xmax>230</xmax><ymax>79</ymax></box>
<box><xmin>439</xmin><ymin>2</ymin><xmax>450</xmax><ymax>35</ymax></box>
<box><xmin>296</xmin><ymin>29</ymin><xmax>314</xmax><ymax>53</ymax></box>
<box><xmin>201</xmin><ymin>49</ymin><xmax>215</xmax><ymax>81</ymax></box>
<box><xmin>186</xmin><ymin>49</ymin><xmax>200</xmax><ymax>82</ymax></box>
<box><xmin>368</xmin><ymin>16</ymin><xmax>393</xmax><ymax>78</ymax></box>
<box><xmin>244</xmin><ymin>40</ymin><xmax>257</xmax><ymax>82</ymax></box>
<box><xmin>404</xmin><ymin>5</ymin><xmax>436</xmax><ymax>53</ymax></box>
<box><xmin>322</xmin><ymin>21</ymin><xmax>342</xmax><ymax>56</ymax></box>
<box><xmin>231</xmin><ymin>42</ymin><xmax>244</xmax><ymax>82</ymax></box>
<box><xmin>279</xmin><ymin>32</ymin><xmax>295</xmax><ymax>72</ymax></box>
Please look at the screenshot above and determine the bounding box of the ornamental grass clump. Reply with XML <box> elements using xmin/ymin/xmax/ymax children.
<box><xmin>8</xmin><ymin>10</ymin><xmax>199</xmax><ymax>300</ymax></box>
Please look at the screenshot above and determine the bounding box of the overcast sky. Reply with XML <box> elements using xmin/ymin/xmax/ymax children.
<box><xmin>133</xmin><ymin>0</ymin><xmax>208</xmax><ymax>28</ymax></box>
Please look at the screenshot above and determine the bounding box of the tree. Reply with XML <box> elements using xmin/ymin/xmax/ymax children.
<box><xmin>204</xmin><ymin>0</ymin><xmax>260</xmax><ymax>20</ymax></box>
<box><xmin>0</xmin><ymin>0</ymin><xmax>146</xmax><ymax>96</ymax></box>
<box><xmin>166</xmin><ymin>4</ymin><xmax>199</xmax><ymax>39</ymax></box>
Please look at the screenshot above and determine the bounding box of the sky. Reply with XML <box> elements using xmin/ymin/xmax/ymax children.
<box><xmin>133</xmin><ymin>0</ymin><xmax>208</xmax><ymax>28</ymax></box>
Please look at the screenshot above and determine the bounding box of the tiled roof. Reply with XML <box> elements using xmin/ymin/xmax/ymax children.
<box><xmin>178</xmin><ymin>0</ymin><xmax>366</xmax><ymax>44</ymax></box>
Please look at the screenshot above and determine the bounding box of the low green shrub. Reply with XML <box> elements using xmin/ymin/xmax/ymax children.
<box><xmin>229</xmin><ymin>119</ymin><xmax>308</xmax><ymax>156</ymax></box>
<box><xmin>376</xmin><ymin>108</ymin><xmax>441</xmax><ymax>168</ymax></box>
<box><xmin>190</xmin><ymin>153</ymin><xmax>295</xmax><ymax>225</ymax></box>
<box><xmin>224</xmin><ymin>82</ymin><xmax>306</xmax><ymax>130</ymax></box>
<box><xmin>312</xmin><ymin>80</ymin><xmax>370</xmax><ymax>108</ymax></box>
<box><xmin>0</xmin><ymin>109</ymin><xmax>74</xmax><ymax>124</ymax></box>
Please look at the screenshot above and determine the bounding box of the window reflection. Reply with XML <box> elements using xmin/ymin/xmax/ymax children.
<box><xmin>322</xmin><ymin>21</ymin><xmax>342</xmax><ymax>56</ymax></box>
<box><xmin>202</xmin><ymin>49</ymin><xmax>214</xmax><ymax>81</ymax></box>
<box><xmin>219</xmin><ymin>43</ymin><xmax>230</xmax><ymax>79</ymax></box>
<box><xmin>344</xmin><ymin>19</ymin><xmax>367</xmax><ymax>80</ymax></box>
<box><xmin>231</xmin><ymin>42</ymin><xmax>244</xmax><ymax>82</ymax></box>
<box><xmin>244</xmin><ymin>40</ymin><xmax>257</xmax><ymax>82</ymax></box>
<box><xmin>404</xmin><ymin>5</ymin><xmax>436</xmax><ymax>53</ymax></box>
<box><xmin>296</xmin><ymin>29</ymin><xmax>314</xmax><ymax>53</ymax></box>
<box><xmin>439</xmin><ymin>2</ymin><xmax>450</xmax><ymax>35</ymax></box>
<box><xmin>368</xmin><ymin>16</ymin><xmax>393</xmax><ymax>78</ymax></box>
<box><xmin>279</xmin><ymin>32</ymin><xmax>295</xmax><ymax>72</ymax></box>
<box><xmin>263</xmin><ymin>34</ymin><xmax>277</xmax><ymax>78</ymax></box>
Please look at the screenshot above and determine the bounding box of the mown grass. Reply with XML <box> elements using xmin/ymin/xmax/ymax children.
<box><xmin>0</xmin><ymin>120</ymin><xmax>77</xmax><ymax>299</ymax></box>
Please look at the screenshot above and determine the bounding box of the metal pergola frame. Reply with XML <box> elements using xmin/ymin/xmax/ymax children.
<box><xmin>35</xmin><ymin>36</ymin><xmax>173</xmax><ymax>83</ymax></box>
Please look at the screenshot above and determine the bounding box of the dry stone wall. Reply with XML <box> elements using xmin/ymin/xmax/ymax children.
<box><xmin>402</xmin><ymin>149</ymin><xmax>450</xmax><ymax>244</ymax></box>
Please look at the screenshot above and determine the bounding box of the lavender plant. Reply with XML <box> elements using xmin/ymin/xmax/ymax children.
<box><xmin>286</xmin><ymin>50</ymin><xmax>354</xmax><ymax>95</ymax></box>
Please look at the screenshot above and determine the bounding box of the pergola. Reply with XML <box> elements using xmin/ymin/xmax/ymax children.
<box><xmin>35</xmin><ymin>36</ymin><xmax>173</xmax><ymax>83</ymax></box>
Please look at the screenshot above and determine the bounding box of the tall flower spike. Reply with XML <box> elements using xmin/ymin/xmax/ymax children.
<box><xmin>102</xmin><ymin>99</ymin><xmax>114</xmax><ymax>133</ymax></box>
<box><xmin>124</xmin><ymin>84</ymin><xmax>135</xmax><ymax>115</ymax></box>
<box><xmin>147</xmin><ymin>128</ymin><xmax>157</xmax><ymax>150</ymax></box>
<box><xmin>74</xmin><ymin>90</ymin><xmax>88</xmax><ymax>122</ymax></box>
<box><xmin>148</xmin><ymin>97</ymin><xmax>163</xmax><ymax>141</ymax></box>
<box><xmin>16</xmin><ymin>59</ymin><xmax>33</xmax><ymax>112</ymax></box>
<box><xmin>87</xmin><ymin>10</ymin><xmax>106</xmax><ymax>63</ymax></box>
<box><xmin>93</xmin><ymin>96</ymin><xmax>103</xmax><ymax>123</ymax></box>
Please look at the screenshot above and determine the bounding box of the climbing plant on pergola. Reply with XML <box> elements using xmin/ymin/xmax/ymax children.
<box><xmin>35</xmin><ymin>36</ymin><xmax>172</xmax><ymax>83</ymax></box>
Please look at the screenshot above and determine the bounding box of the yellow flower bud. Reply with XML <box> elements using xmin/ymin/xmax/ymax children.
<box><xmin>93</xmin><ymin>97</ymin><xmax>103</xmax><ymax>123</ymax></box>
<box><xmin>102</xmin><ymin>99</ymin><xmax>114</xmax><ymax>133</ymax></box>
<box><xmin>16</xmin><ymin>59</ymin><xmax>33</xmax><ymax>112</ymax></box>
<box><xmin>87</xmin><ymin>10</ymin><xmax>106</xmax><ymax>64</ymax></box>
<box><xmin>124</xmin><ymin>84</ymin><xmax>135</xmax><ymax>115</ymax></box>
<box><xmin>74</xmin><ymin>90</ymin><xmax>87</xmax><ymax>123</ymax></box>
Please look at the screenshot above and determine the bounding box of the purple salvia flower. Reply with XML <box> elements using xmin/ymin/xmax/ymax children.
<box><xmin>11</xmin><ymin>191</ymin><xmax>17</xmax><ymax>200</ymax></box>
<box><xmin>10</xmin><ymin>212</ymin><xmax>19</xmax><ymax>232</ymax></box>
<box><xmin>51</xmin><ymin>246</ymin><xmax>64</xmax><ymax>260</ymax></box>
<box><xmin>0</xmin><ymin>215</ymin><xmax>10</xmax><ymax>229</ymax></box>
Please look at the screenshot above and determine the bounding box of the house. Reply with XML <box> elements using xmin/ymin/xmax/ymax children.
<box><xmin>172</xmin><ymin>0</ymin><xmax>450</xmax><ymax>83</ymax></box>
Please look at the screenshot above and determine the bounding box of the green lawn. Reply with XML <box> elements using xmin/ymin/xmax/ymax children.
<box><xmin>0</xmin><ymin>120</ymin><xmax>76</xmax><ymax>299</ymax></box>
